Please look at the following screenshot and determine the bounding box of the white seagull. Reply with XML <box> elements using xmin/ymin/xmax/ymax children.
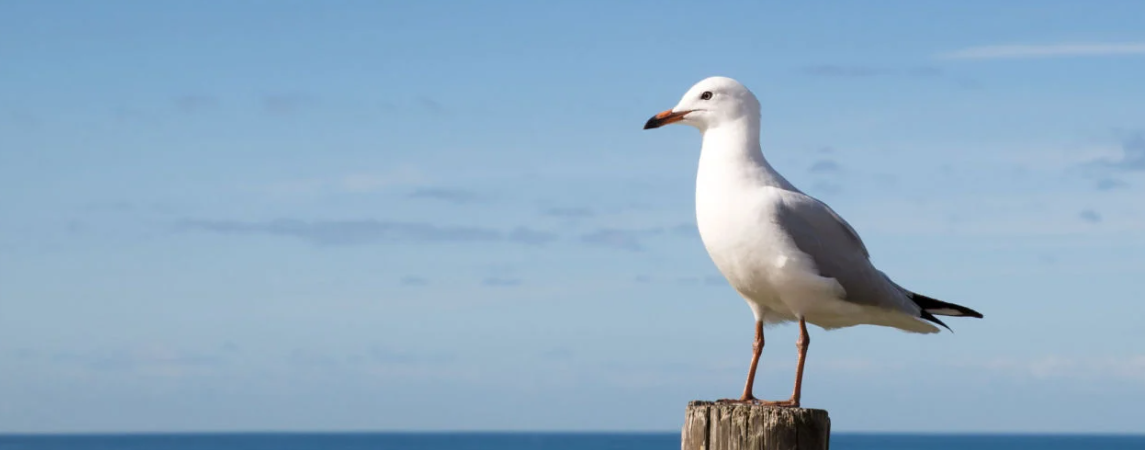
<box><xmin>643</xmin><ymin>76</ymin><xmax>982</xmax><ymax>407</ymax></box>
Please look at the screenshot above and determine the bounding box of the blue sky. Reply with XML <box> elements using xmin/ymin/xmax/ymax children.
<box><xmin>2</xmin><ymin>0</ymin><xmax>1145</xmax><ymax>434</ymax></box>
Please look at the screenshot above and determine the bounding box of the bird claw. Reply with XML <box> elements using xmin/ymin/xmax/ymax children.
<box><xmin>757</xmin><ymin>398</ymin><xmax>800</xmax><ymax>408</ymax></box>
<box><xmin>715</xmin><ymin>397</ymin><xmax>800</xmax><ymax>407</ymax></box>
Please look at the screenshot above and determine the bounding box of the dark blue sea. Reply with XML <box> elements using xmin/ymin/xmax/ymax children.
<box><xmin>2</xmin><ymin>433</ymin><xmax>1144</xmax><ymax>450</ymax></box>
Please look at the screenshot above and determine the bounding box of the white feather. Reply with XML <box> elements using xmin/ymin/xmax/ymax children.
<box><xmin>676</xmin><ymin>76</ymin><xmax>939</xmax><ymax>334</ymax></box>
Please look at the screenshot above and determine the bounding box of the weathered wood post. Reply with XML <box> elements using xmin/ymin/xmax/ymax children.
<box><xmin>682</xmin><ymin>401</ymin><xmax>831</xmax><ymax>450</ymax></box>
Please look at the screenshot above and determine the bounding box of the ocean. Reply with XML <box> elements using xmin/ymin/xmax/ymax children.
<box><xmin>2</xmin><ymin>433</ymin><xmax>1144</xmax><ymax>450</ymax></box>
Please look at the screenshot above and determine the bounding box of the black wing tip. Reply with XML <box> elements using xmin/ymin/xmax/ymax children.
<box><xmin>920</xmin><ymin>310</ymin><xmax>952</xmax><ymax>332</ymax></box>
<box><xmin>911</xmin><ymin>293</ymin><xmax>984</xmax><ymax>319</ymax></box>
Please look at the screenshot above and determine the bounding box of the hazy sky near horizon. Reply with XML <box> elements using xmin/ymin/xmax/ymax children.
<box><xmin>3</xmin><ymin>0</ymin><xmax>1145</xmax><ymax>434</ymax></box>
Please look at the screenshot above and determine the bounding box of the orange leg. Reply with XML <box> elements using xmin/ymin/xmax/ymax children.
<box><xmin>760</xmin><ymin>317</ymin><xmax>809</xmax><ymax>408</ymax></box>
<box><xmin>718</xmin><ymin>320</ymin><xmax>764</xmax><ymax>403</ymax></box>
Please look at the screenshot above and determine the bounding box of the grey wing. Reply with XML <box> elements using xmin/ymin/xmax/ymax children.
<box><xmin>773</xmin><ymin>193</ymin><xmax>920</xmax><ymax>315</ymax></box>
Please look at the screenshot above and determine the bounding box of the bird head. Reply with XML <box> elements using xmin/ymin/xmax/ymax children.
<box><xmin>643</xmin><ymin>76</ymin><xmax>761</xmax><ymax>133</ymax></box>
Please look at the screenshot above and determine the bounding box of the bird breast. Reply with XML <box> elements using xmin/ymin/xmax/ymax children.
<box><xmin>695</xmin><ymin>185</ymin><xmax>796</xmax><ymax>302</ymax></box>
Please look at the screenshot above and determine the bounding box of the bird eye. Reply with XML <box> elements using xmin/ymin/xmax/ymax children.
<box><xmin>700</xmin><ymin>91</ymin><xmax>713</xmax><ymax>100</ymax></box>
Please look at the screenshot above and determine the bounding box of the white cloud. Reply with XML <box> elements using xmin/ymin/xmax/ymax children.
<box><xmin>260</xmin><ymin>165</ymin><xmax>427</xmax><ymax>196</ymax></box>
<box><xmin>50</xmin><ymin>345</ymin><xmax>228</xmax><ymax>378</ymax></box>
<box><xmin>775</xmin><ymin>354</ymin><xmax>1145</xmax><ymax>384</ymax></box>
<box><xmin>340</xmin><ymin>167</ymin><xmax>426</xmax><ymax>192</ymax></box>
<box><xmin>956</xmin><ymin>355</ymin><xmax>1145</xmax><ymax>382</ymax></box>
<box><xmin>939</xmin><ymin>42</ymin><xmax>1145</xmax><ymax>60</ymax></box>
<box><xmin>845</xmin><ymin>190</ymin><xmax>1145</xmax><ymax>238</ymax></box>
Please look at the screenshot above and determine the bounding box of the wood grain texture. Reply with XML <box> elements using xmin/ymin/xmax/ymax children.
<box><xmin>681</xmin><ymin>401</ymin><xmax>830</xmax><ymax>450</ymax></box>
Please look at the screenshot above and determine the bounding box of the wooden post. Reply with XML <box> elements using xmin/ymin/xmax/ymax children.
<box><xmin>682</xmin><ymin>401</ymin><xmax>831</xmax><ymax>450</ymax></box>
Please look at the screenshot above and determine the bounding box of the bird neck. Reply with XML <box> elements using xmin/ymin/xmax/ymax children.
<box><xmin>698</xmin><ymin>117</ymin><xmax>796</xmax><ymax>191</ymax></box>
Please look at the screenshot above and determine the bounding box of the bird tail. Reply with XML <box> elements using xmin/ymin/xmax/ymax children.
<box><xmin>911</xmin><ymin>294</ymin><xmax>984</xmax><ymax>318</ymax></box>
<box><xmin>910</xmin><ymin>293</ymin><xmax>983</xmax><ymax>331</ymax></box>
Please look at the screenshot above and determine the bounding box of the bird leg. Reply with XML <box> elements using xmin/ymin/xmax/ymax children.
<box><xmin>759</xmin><ymin>317</ymin><xmax>810</xmax><ymax>408</ymax></box>
<box><xmin>718</xmin><ymin>320</ymin><xmax>764</xmax><ymax>403</ymax></box>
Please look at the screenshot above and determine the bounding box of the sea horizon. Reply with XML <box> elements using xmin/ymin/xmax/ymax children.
<box><xmin>4</xmin><ymin>430</ymin><xmax>1145</xmax><ymax>436</ymax></box>
<box><xmin>4</xmin><ymin>431</ymin><xmax>1145</xmax><ymax>450</ymax></box>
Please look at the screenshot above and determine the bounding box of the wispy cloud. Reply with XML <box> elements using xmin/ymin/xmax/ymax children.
<box><xmin>579</xmin><ymin>223</ymin><xmax>697</xmax><ymax>252</ymax></box>
<box><xmin>65</xmin><ymin>220</ymin><xmax>87</xmax><ymax>234</ymax></box>
<box><xmin>113</xmin><ymin>106</ymin><xmax>150</xmax><ymax>123</ymax></box>
<box><xmin>674</xmin><ymin>275</ymin><xmax>727</xmax><ymax>287</ymax></box>
<box><xmin>704</xmin><ymin>275</ymin><xmax>725</xmax><ymax>286</ymax></box>
<box><xmin>288</xmin><ymin>349</ymin><xmax>342</xmax><ymax>368</ymax></box>
<box><xmin>579</xmin><ymin>228</ymin><xmax>658</xmax><ymax>252</ymax></box>
<box><xmin>1095</xmin><ymin>177</ymin><xmax>1130</xmax><ymax>191</ymax></box>
<box><xmin>541</xmin><ymin>206</ymin><xmax>595</xmax><ymax>219</ymax></box>
<box><xmin>399</xmin><ymin>276</ymin><xmax>429</xmax><ymax>287</ymax></box>
<box><xmin>957</xmin><ymin>355</ymin><xmax>1145</xmax><ymax>383</ymax></box>
<box><xmin>6</xmin><ymin>111</ymin><xmax>40</xmax><ymax>128</ymax></box>
<box><xmin>84</xmin><ymin>200</ymin><xmax>177</xmax><ymax>215</ymax></box>
<box><xmin>507</xmin><ymin>227</ymin><xmax>559</xmax><ymax>246</ymax></box>
<box><xmin>1078</xmin><ymin>209</ymin><xmax>1102</xmax><ymax>224</ymax></box>
<box><xmin>262</xmin><ymin>166</ymin><xmax>426</xmax><ymax>195</ymax></box>
<box><xmin>178</xmin><ymin>216</ymin><xmax>559</xmax><ymax>247</ymax></box>
<box><xmin>669</xmin><ymin>223</ymin><xmax>697</xmax><ymax>237</ymax></box>
<box><xmin>370</xmin><ymin>346</ymin><xmax>453</xmax><ymax>365</ymax></box>
<box><xmin>408</xmin><ymin>187</ymin><xmax>485</xmax><ymax>204</ymax></box>
<box><xmin>940</xmin><ymin>42</ymin><xmax>1145</xmax><ymax>60</ymax></box>
<box><xmin>811</xmin><ymin>181</ymin><xmax>843</xmax><ymax>196</ymax></box>
<box><xmin>178</xmin><ymin>219</ymin><xmax>501</xmax><ymax>246</ymax></box>
<box><xmin>341</xmin><ymin>169</ymin><xmax>426</xmax><ymax>192</ymax></box>
<box><xmin>808</xmin><ymin>159</ymin><xmax>842</xmax><ymax>174</ymax></box>
<box><xmin>261</xmin><ymin>93</ymin><xmax>318</xmax><ymax>115</ymax></box>
<box><xmin>482</xmin><ymin>277</ymin><xmax>522</xmax><ymax>287</ymax></box>
<box><xmin>539</xmin><ymin>347</ymin><xmax>574</xmax><ymax>360</ymax></box>
<box><xmin>415</xmin><ymin>96</ymin><xmax>449</xmax><ymax>116</ymax></box>
<box><xmin>1093</xmin><ymin>134</ymin><xmax>1145</xmax><ymax>171</ymax></box>
<box><xmin>802</xmin><ymin>65</ymin><xmax>889</xmax><ymax>78</ymax></box>
<box><xmin>52</xmin><ymin>346</ymin><xmax>227</xmax><ymax>377</ymax></box>
<box><xmin>173</xmin><ymin>95</ymin><xmax>218</xmax><ymax>114</ymax></box>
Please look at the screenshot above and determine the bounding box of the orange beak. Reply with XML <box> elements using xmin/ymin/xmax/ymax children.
<box><xmin>643</xmin><ymin>109</ymin><xmax>690</xmax><ymax>129</ymax></box>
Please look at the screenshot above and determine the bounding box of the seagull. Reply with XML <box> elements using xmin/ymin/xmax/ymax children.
<box><xmin>643</xmin><ymin>76</ymin><xmax>983</xmax><ymax>407</ymax></box>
